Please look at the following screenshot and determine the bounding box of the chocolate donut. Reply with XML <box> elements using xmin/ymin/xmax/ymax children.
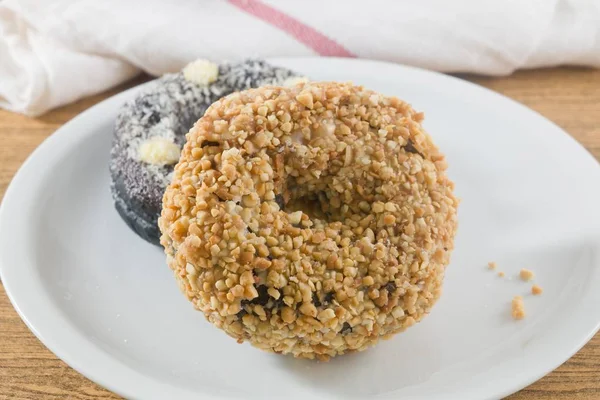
<box><xmin>110</xmin><ymin>60</ymin><xmax>301</xmax><ymax>245</ymax></box>
<box><xmin>159</xmin><ymin>82</ymin><xmax>458</xmax><ymax>360</ymax></box>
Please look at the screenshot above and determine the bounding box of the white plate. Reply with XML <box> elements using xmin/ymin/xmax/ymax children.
<box><xmin>1</xmin><ymin>58</ymin><xmax>600</xmax><ymax>400</ymax></box>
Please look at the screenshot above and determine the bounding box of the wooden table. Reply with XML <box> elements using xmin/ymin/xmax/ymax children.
<box><xmin>1</xmin><ymin>69</ymin><xmax>599</xmax><ymax>399</ymax></box>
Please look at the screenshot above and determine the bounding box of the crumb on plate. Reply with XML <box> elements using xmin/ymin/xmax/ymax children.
<box><xmin>487</xmin><ymin>261</ymin><xmax>497</xmax><ymax>270</ymax></box>
<box><xmin>497</xmin><ymin>271</ymin><xmax>505</xmax><ymax>277</ymax></box>
<box><xmin>519</xmin><ymin>268</ymin><xmax>535</xmax><ymax>281</ymax></box>
<box><xmin>531</xmin><ymin>284</ymin><xmax>543</xmax><ymax>295</ymax></box>
<box><xmin>511</xmin><ymin>296</ymin><xmax>526</xmax><ymax>320</ymax></box>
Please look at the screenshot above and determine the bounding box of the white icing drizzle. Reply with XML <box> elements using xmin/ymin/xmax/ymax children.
<box><xmin>138</xmin><ymin>136</ymin><xmax>181</xmax><ymax>166</ymax></box>
<box><xmin>283</xmin><ymin>76</ymin><xmax>310</xmax><ymax>87</ymax></box>
<box><xmin>183</xmin><ymin>59</ymin><xmax>219</xmax><ymax>85</ymax></box>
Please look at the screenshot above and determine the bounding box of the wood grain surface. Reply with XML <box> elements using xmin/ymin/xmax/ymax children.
<box><xmin>1</xmin><ymin>68</ymin><xmax>599</xmax><ymax>399</ymax></box>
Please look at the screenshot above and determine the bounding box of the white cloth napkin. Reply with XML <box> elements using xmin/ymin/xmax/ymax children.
<box><xmin>1</xmin><ymin>0</ymin><xmax>599</xmax><ymax>116</ymax></box>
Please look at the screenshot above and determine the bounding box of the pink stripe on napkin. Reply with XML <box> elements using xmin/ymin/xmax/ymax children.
<box><xmin>228</xmin><ymin>0</ymin><xmax>355</xmax><ymax>57</ymax></box>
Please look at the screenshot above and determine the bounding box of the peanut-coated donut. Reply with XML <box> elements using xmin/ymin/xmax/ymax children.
<box><xmin>159</xmin><ymin>82</ymin><xmax>458</xmax><ymax>360</ymax></box>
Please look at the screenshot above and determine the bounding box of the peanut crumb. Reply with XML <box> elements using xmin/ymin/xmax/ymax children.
<box><xmin>497</xmin><ymin>271</ymin><xmax>505</xmax><ymax>277</ymax></box>
<box><xmin>531</xmin><ymin>284</ymin><xmax>543</xmax><ymax>295</ymax></box>
<box><xmin>487</xmin><ymin>261</ymin><xmax>497</xmax><ymax>270</ymax></box>
<box><xmin>519</xmin><ymin>268</ymin><xmax>535</xmax><ymax>281</ymax></box>
<box><xmin>511</xmin><ymin>296</ymin><xmax>525</xmax><ymax>320</ymax></box>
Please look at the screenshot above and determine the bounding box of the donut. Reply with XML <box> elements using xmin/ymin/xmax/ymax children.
<box><xmin>159</xmin><ymin>82</ymin><xmax>458</xmax><ymax>360</ymax></box>
<box><xmin>110</xmin><ymin>59</ymin><xmax>302</xmax><ymax>245</ymax></box>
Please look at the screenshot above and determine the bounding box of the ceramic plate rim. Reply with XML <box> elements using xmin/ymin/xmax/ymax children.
<box><xmin>1</xmin><ymin>57</ymin><xmax>599</xmax><ymax>400</ymax></box>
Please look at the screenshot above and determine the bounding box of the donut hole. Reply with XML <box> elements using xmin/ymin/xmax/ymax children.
<box><xmin>285</xmin><ymin>185</ymin><xmax>376</xmax><ymax>225</ymax></box>
<box><xmin>280</xmin><ymin>172</ymin><xmax>357</xmax><ymax>226</ymax></box>
<box><xmin>277</xmin><ymin>143</ymin><xmax>385</xmax><ymax>229</ymax></box>
<box><xmin>283</xmin><ymin>192</ymin><xmax>341</xmax><ymax>223</ymax></box>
